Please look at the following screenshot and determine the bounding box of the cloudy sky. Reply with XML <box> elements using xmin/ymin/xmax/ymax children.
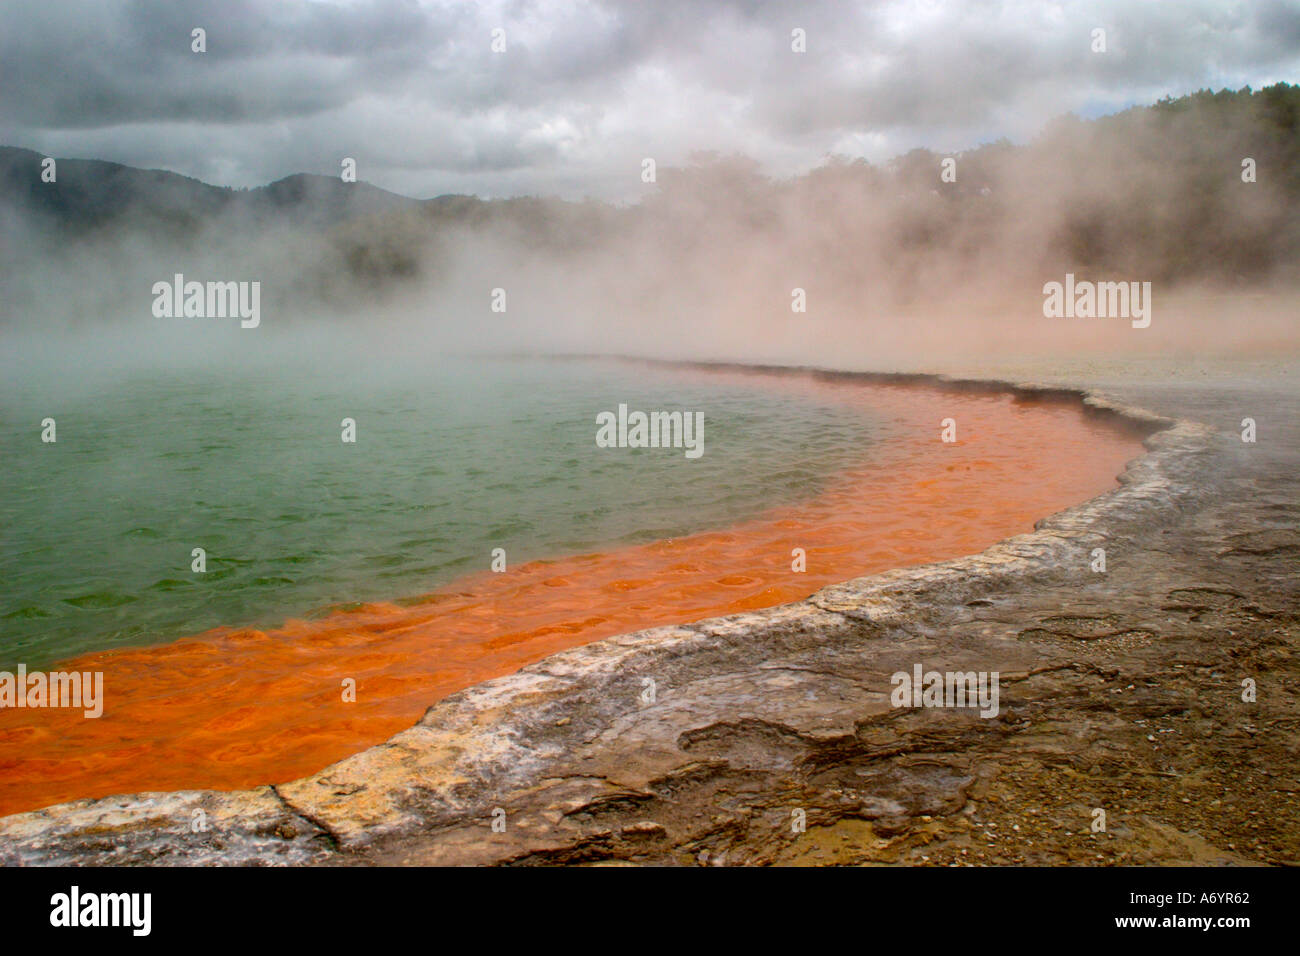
<box><xmin>2</xmin><ymin>0</ymin><xmax>1297</xmax><ymax>200</ymax></box>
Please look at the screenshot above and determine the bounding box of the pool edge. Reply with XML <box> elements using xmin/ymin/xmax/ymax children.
<box><xmin>0</xmin><ymin>365</ymin><xmax>1217</xmax><ymax>865</ymax></box>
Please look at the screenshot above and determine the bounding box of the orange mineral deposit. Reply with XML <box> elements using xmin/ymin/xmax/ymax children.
<box><xmin>0</xmin><ymin>378</ymin><xmax>1144</xmax><ymax>816</ymax></box>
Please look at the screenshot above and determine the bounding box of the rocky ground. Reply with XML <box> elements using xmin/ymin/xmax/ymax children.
<box><xmin>1</xmin><ymin>360</ymin><xmax>1296</xmax><ymax>866</ymax></box>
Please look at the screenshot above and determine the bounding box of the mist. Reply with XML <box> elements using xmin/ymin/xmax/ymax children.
<box><xmin>3</xmin><ymin>85</ymin><xmax>1299</xmax><ymax>382</ymax></box>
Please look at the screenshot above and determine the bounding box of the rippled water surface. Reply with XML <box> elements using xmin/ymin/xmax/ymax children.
<box><xmin>0</xmin><ymin>356</ymin><xmax>877</xmax><ymax>667</ymax></box>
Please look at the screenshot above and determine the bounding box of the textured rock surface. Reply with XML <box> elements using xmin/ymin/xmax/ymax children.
<box><xmin>2</xmin><ymin>363</ymin><xmax>1296</xmax><ymax>866</ymax></box>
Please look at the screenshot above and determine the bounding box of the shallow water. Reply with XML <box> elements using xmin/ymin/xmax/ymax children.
<box><xmin>0</xmin><ymin>359</ymin><xmax>1144</xmax><ymax>814</ymax></box>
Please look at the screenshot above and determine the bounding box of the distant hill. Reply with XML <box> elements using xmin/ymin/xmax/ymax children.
<box><xmin>2</xmin><ymin>82</ymin><xmax>1297</xmax><ymax>319</ymax></box>
<box><xmin>0</xmin><ymin>147</ymin><xmax>425</xmax><ymax>236</ymax></box>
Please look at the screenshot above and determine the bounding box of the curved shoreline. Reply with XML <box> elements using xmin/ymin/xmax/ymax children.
<box><xmin>0</xmin><ymin>366</ymin><xmax>1214</xmax><ymax>865</ymax></box>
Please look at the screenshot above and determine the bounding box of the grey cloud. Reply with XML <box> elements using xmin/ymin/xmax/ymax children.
<box><xmin>0</xmin><ymin>0</ymin><xmax>1295</xmax><ymax>199</ymax></box>
<box><xmin>1</xmin><ymin>0</ymin><xmax>452</xmax><ymax>127</ymax></box>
